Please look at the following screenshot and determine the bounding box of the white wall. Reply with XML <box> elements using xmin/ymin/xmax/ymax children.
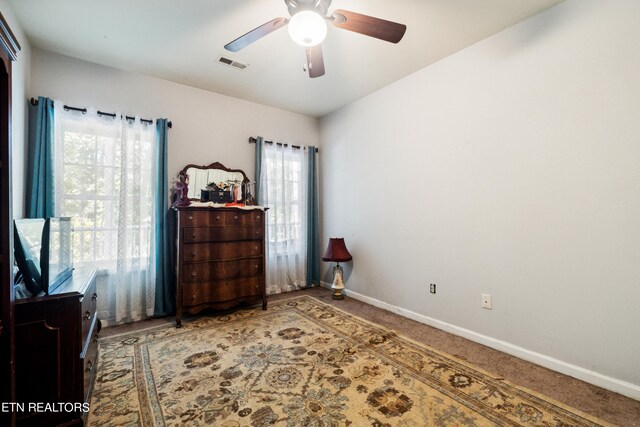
<box><xmin>320</xmin><ymin>0</ymin><xmax>640</xmax><ymax>397</ymax></box>
<box><xmin>29</xmin><ymin>48</ymin><xmax>319</xmax><ymax>188</ymax></box>
<box><xmin>0</xmin><ymin>0</ymin><xmax>31</xmax><ymax>219</ymax></box>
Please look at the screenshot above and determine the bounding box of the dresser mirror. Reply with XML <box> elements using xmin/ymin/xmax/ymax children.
<box><xmin>182</xmin><ymin>162</ymin><xmax>250</xmax><ymax>201</ymax></box>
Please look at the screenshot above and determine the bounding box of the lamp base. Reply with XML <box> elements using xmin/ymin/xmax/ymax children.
<box><xmin>332</xmin><ymin>291</ymin><xmax>344</xmax><ymax>300</ymax></box>
<box><xmin>330</xmin><ymin>264</ymin><xmax>345</xmax><ymax>300</ymax></box>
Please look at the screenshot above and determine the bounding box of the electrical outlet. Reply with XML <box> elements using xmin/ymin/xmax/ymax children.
<box><xmin>429</xmin><ymin>283</ymin><xmax>436</xmax><ymax>294</ymax></box>
<box><xmin>481</xmin><ymin>294</ymin><xmax>492</xmax><ymax>310</ymax></box>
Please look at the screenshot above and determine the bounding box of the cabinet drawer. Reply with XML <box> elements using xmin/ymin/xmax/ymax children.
<box><xmin>182</xmin><ymin>258</ymin><xmax>263</xmax><ymax>282</ymax></box>
<box><xmin>80</xmin><ymin>278</ymin><xmax>98</xmax><ymax>350</ymax></box>
<box><xmin>184</xmin><ymin>225</ymin><xmax>264</xmax><ymax>243</ymax></box>
<box><xmin>81</xmin><ymin>320</ymin><xmax>99</xmax><ymax>404</ymax></box>
<box><xmin>181</xmin><ymin>210</ymin><xmax>264</xmax><ymax>227</ymax></box>
<box><xmin>183</xmin><ymin>241</ymin><xmax>262</xmax><ymax>262</ymax></box>
<box><xmin>183</xmin><ymin>277</ymin><xmax>263</xmax><ymax>307</ymax></box>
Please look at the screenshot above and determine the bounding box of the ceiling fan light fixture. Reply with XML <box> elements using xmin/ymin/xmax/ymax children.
<box><xmin>288</xmin><ymin>10</ymin><xmax>327</xmax><ymax>47</ymax></box>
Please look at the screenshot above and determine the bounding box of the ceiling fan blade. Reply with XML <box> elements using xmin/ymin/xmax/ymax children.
<box><xmin>224</xmin><ymin>17</ymin><xmax>288</xmax><ymax>52</ymax></box>
<box><xmin>331</xmin><ymin>9</ymin><xmax>406</xmax><ymax>44</ymax></box>
<box><xmin>305</xmin><ymin>45</ymin><xmax>325</xmax><ymax>78</ymax></box>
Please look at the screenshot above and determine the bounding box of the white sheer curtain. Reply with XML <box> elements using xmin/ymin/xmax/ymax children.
<box><xmin>259</xmin><ymin>142</ymin><xmax>310</xmax><ymax>294</ymax></box>
<box><xmin>53</xmin><ymin>101</ymin><xmax>157</xmax><ymax>325</ymax></box>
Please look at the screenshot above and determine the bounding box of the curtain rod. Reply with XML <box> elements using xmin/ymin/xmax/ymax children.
<box><xmin>248</xmin><ymin>137</ymin><xmax>318</xmax><ymax>152</ymax></box>
<box><xmin>30</xmin><ymin>97</ymin><xmax>172</xmax><ymax>129</ymax></box>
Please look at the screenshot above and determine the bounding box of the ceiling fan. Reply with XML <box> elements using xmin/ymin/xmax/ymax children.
<box><xmin>224</xmin><ymin>0</ymin><xmax>407</xmax><ymax>78</ymax></box>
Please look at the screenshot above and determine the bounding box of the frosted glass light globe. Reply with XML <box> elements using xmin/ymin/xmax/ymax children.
<box><xmin>288</xmin><ymin>11</ymin><xmax>327</xmax><ymax>47</ymax></box>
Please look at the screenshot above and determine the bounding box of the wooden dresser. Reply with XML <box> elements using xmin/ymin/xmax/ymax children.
<box><xmin>174</xmin><ymin>206</ymin><xmax>267</xmax><ymax>326</ymax></box>
<box><xmin>14</xmin><ymin>267</ymin><xmax>99</xmax><ymax>426</ymax></box>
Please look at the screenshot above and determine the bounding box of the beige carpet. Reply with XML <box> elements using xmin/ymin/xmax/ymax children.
<box><xmin>89</xmin><ymin>295</ymin><xmax>613</xmax><ymax>426</ymax></box>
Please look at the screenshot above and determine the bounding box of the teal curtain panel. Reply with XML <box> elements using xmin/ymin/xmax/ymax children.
<box><xmin>306</xmin><ymin>146</ymin><xmax>320</xmax><ymax>286</ymax></box>
<box><xmin>154</xmin><ymin>118</ymin><xmax>174</xmax><ymax>316</ymax></box>
<box><xmin>254</xmin><ymin>136</ymin><xmax>264</xmax><ymax>203</ymax></box>
<box><xmin>26</xmin><ymin>96</ymin><xmax>55</xmax><ymax>218</ymax></box>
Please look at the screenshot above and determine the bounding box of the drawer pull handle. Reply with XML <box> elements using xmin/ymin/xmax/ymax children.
<box><xmin>216</xmin><ymin>216</ymin><xmax>221</xmax><ymax>220</ymax></box>
<box><xmin>192</xmin><ymin>294</ymin><xmax>197</xmax><ymax>300</ymax></box>
<box><xmin>257</xmin><ymin>215</ymin><xmax>261</xmax><ymax>220</ymax></box>
<box><xmin>92</xmin><ymin>293</ymin><xmax>97</xmax><ymax>301</ymax></box>
<box><xmin>192</xmin><ymin>234</ymin><xmax>196</xmax><ymax>239</ymax></box>
<box><xmin>191</xmin><ymin>271</ymin><xmax>197</xmax><ymax>277</ymax></box>
<box><xmin>254</xmin><ymin>246</ymin><xmax>259</xmax><ymax>251</ymax></box>
<box><xmin>86</xmin><ymin>361</ymin><xmax>93</xmax><ymax>373</ymax></box>
<box><xmin>84</xmin><ymin>310</ymin><xmax>91</xmax><ymax>321</ymax></box>
<box><xmin>254</xmin><ymin>265</ymin><xmax>259</xmax><ymax>269</ymax></box>
<box><xmin>234</xmin><ymin>215</ymin><xmax>238</xmax><ymax>220</ymax></box>
<box><xmin>188</xmin><ymin>215</ymin><xmax>194</xmax><ymax>221</ymax></box>
<box><xmin>191</xmin><ymin>251</ymin><xmax>197</xmax><ymax>256</ymax></box>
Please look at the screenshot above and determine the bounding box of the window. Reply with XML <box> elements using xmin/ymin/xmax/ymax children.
<box><xmin>259</xmin><ymin>143</ymin><xmax>310</xmax><ymax>295</ymax></box>
<box><xmin>263</xmin><ymin>146</ymin><xmax>304</xmax><ymax>252</ymax></box>
<box><xmin>55</xmin><ymin>112</ymin><xmax>155</xmax><ymax>269</ymax></box>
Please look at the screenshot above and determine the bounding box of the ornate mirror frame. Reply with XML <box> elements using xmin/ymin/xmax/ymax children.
<box><xmin>181</xmin><ymin>161</ymin><xmax>250</xmax><ymax>201</ymax></box>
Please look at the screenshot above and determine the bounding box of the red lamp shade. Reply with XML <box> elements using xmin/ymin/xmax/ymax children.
<box><xmin>322</xmin><ymin>238</ymin><xmax>352</xmax><ymax>262</ymax></box>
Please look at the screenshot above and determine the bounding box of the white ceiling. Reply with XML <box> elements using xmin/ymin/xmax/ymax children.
<box><xmin>10</xmin><ymin>0</ymin><xmax>562</xmax><ymax>117</ymax></box>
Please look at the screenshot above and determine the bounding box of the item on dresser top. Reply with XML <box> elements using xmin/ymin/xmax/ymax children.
<box><xmin>184</xmin><ymin>201</ymin><xmax>267</xmax><ymax>209</ymax></box>
<box><xmin>14</xmin><ymin>217</ymin><xmax>73</xmax><ymax>295</ymax></box>
<box><xmin>202</xmin><ymin>181</ymin><xmax>234</xmax><ymax>203</ymax></box>
<box><xmin>227</xmin><ymin>178</ymin><xmax>243</xmax><ymax>202</ymax></box>
<box><xmin>172</xmin><ymin>170</ymin><xmax>191</xmax><ymax>207</ymax></box>
<box><xmin>243</xmin><ymin>181</ymin><xmax>256</xmax><ymax>205</ymax></box>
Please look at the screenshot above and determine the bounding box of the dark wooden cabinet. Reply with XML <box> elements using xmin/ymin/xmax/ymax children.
<box><xmin>0</xmin><ymin>11</ymin><xmax>21</xmax><ymax>427</ymax></box>
<box><xmin>174</xmin><ymin>207</ymin><xmax>267</xmax><ymax>326</ymax></box>
<box><xmin>14</xmin><ymin>267</ymin><xmax>99</xmax><ymax>426</ymax></box>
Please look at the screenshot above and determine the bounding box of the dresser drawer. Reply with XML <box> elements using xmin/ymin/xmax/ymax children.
<box><xmin>183</xmin><ymin>240</ymin><xmax>262</xmax><ymax>262</ymax></box>
<box><xmin>80</xmin><ymin>277</ymin><xmax>98</xmax><ymax>350</ymax></box>
<box><xmin>182</xmin><ymin>258</ymin><xmax>263</xmax><ymax>282</ymax></box>
<box><xmin>184</xmin><ymin>225</ymin><xmax>264</xmax><ymax>243</ymax></box>
<box><xmin>181</xmin><ymin>210</ymin><xmax>264</xmax><ymax>227</ymax></box>
<box><xmin>183</xmin><ymin>277</ymin><xmax>263</xmax><ymax>307</ymax></box>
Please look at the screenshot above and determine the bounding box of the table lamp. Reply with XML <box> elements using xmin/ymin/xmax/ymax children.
<box><xmin>322</xmin><ymin>238</ymin><xmax>352</xmax><ymax>300</ymax></box>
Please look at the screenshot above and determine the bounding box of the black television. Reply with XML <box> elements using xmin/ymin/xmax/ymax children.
<box><xmin>14</xmin><ymin>217</ymin><xmax>73</xmax><ymax>295</ymax></box>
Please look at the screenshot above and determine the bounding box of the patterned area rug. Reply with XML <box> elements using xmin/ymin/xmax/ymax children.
<box><xmin>88</xmin><ymin>296</ymin><xmax>611</xmax><ymax>426</ymax></box>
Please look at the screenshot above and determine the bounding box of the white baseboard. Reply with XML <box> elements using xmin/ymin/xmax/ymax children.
<box><xmin>319</xmin><ymin>282</ymin><xmax>640</xmax><ymax>400</ymax></box>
